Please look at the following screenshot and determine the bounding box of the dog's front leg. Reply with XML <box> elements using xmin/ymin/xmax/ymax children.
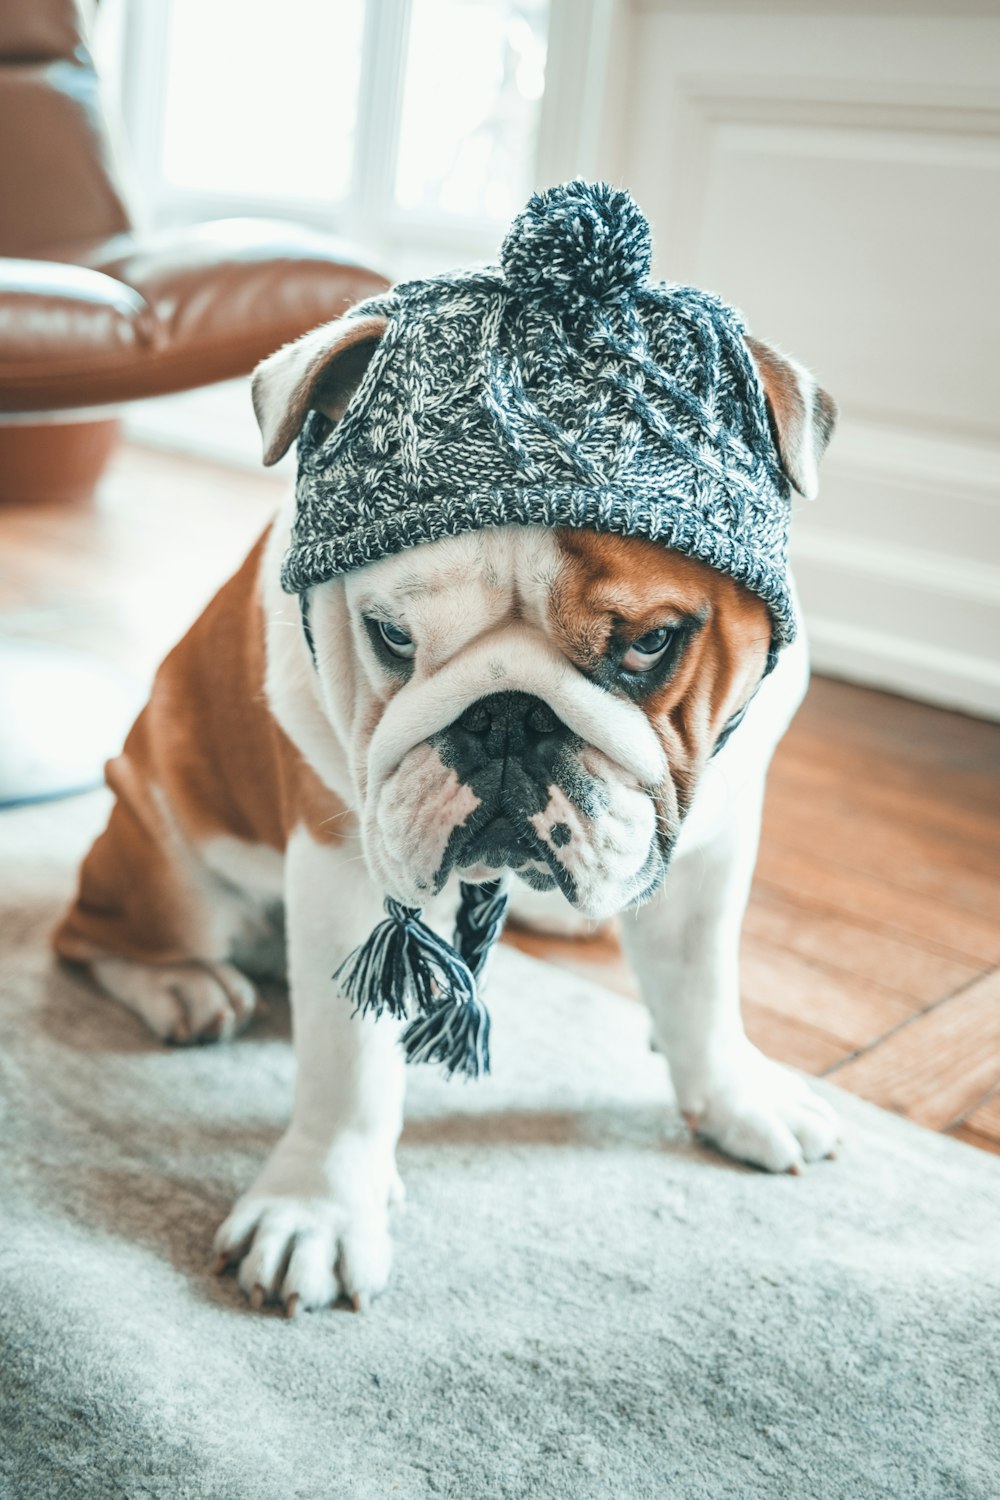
<box><xmin>214</xmin><ymin>827</ymin><xmax>405</xmax><ymax>1314</ymax></box>
<box><xmin>620</xmin><ymin>782</ymin><xmax>840</xmax><ymax>1174</ymax></box>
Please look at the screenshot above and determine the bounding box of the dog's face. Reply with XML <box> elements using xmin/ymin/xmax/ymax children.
<box><xmin>255</xmin><ymin>315</ymin><xmax>834</xmax><ymax>917</ymax></box>
<box><xmin>326</xmin><ymin>526</ymin><xmax>771</xmax><ymax>917</ymax></box>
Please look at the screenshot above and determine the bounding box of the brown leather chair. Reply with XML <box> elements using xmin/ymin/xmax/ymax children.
<box><xmin>0</xmin><ymin>0</ymin><xmax>389</xmax><ymax>802</ymax></box>
<box><xmin>0</xmin><ymin>0</ymin><xmax>389</xmax><ymax>502</ymax></box>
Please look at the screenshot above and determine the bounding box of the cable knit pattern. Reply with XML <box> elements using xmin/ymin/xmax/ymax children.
<box><xmin>282</xmin><ymin>181</ymin><xmax>796</xmax><ymax>649</ymax></box>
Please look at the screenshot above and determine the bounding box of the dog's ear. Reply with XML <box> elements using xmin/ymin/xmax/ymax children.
<box><xmin>745</xmin><ymin>335</ymin><xmax>837</xmax><ymax>500</ymax></box>
<box><xmin>252</xmin><ymin>314</ymin><xmax>389</xmax><ymax>466</ymax></box>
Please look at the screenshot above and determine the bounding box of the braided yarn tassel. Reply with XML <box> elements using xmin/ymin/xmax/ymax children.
<box><xmin>334</xmin><ymin>880</ymin><xmax>511</xmax><ymax>1079</ymax></box>
<box><xmin>402</xmin><ymin>878</ymin><xmax>510</xmax><ymax>1077</ymax></box>
<box><xmin>334</xmin><ymin>899</ymin><xmax>452</xmax><ymax>1022</ymax></box>
<box><xmin>454</xmin><ymin>878</ymin><xmax>510</xmax><ymax>980</ymax></box>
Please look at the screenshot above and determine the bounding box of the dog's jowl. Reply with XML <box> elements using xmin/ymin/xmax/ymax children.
<box><xmin>54</xmin><ymin>181</ymin><xmax>839</xmax><ymax>1315</ymax></box>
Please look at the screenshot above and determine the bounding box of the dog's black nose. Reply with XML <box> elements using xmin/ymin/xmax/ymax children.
<box><xmin>456</xmin><ymin>691</ymin><xmax>560</xmax><ymax>749</ymax></box>
<box><xmin>435</xmin><ymin>691</ymin><xmax>574</xmax><ymax>814</ymax></box>
<box><xmin>430</xmin><ymin>691</ymin><xmax>587</xmax><ymax>885</ymax></box>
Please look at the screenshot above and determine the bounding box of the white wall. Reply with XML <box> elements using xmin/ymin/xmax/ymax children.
<box><xmin>594</xmin><ymin>0</ymin><xmax>1000</xmax><ymax>719</ymax></box>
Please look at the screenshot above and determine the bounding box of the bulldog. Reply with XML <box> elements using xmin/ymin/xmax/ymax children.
<box><xmin>54</xmin><ymin>183</ymin><xmax>839</xmax><ymax>1316</ymax></box>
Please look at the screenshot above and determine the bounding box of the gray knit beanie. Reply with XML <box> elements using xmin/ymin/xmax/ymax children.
<box><xmin>282</xmin><ymin>179</ymin><xmax>796</xmax><ymax>651</ymax></box>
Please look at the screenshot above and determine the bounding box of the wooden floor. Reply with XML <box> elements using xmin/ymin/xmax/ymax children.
<box><xmin>3</xmin><ymin>442</ymin><xmax>999</xmax><ymax>1155</ymax></box>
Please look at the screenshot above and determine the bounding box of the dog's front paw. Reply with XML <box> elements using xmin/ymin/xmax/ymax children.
<box><xmin>681</xmin><ymin>1047</ymin><xmax>840</xmax><ymax>1174</ymax></box>
<box><xmin>213</xmin><ymin>1135</ymin><xmax>399</xmax><ymax>1315</ymax></box>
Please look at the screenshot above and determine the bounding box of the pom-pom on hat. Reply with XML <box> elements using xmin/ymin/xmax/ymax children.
<box><xmin>282</xmin><ymin>177</ymin><xmax>798</xmax><ymax>650</ymax></box>
<box><xmin>499</xmin><ymin>180</ymin><xmax>652</xmax><ymax>311</ymax></box>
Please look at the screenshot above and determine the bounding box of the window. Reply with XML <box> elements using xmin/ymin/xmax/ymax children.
<box><xmin>394</xmin><ymin>0</ymin><xmax>547</xmax><ymax>223</ymax></box>
<box><xmin>115</xmin><ymin>0</ymin><xmax>561</xmax><ymax>276</ymax></box>
<box><xmin>160</xmin><ymin>0</ymin><xmax>367</xmax><ymax>206</ymax></box>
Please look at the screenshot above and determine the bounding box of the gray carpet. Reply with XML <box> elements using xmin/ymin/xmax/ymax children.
<box><xmin>1</xmin><ymin>793</ymin><xmax>999</xmax><ymax>1500</ymax></box>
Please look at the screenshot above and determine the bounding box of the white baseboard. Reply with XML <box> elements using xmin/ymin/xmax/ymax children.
<box><xmin>792</xmin><ymin>419</ymin><xmax>1000</xmax><ymax>722</ymax></box>
<box><xmin>805</xmin><ymin>614</ymin><xmax>1000</xmax><ymax>721</ymax></box>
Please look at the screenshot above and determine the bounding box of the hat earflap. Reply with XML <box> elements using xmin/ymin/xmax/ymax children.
<box><xmin>334</xmin><ymin>879</ymin><xmax>510</xmax><ymax>1079</ymax></box>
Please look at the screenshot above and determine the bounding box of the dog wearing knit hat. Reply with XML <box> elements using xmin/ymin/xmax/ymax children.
<box><xmin>55</xmin><ymin>182</ymin><xmax>839</xmax><ymax>1316</ymax></box>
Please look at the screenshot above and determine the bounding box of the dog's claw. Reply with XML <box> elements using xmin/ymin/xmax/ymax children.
<box><xmin>350</xmin><ymin>1291</ymin><xmax>369</xmax><ymax>1314</ymax></box>
<box><xmin>284</xmin><ymin>1294</ymin><xmax>301</xmax><ymax>1320</ymax></box>
<box><xmin>249</xmin><ymin>1283</ymin><xmax>265</xmax><ymax>1310</ymax></box>
<box><xmin>211</xmin><ymin>1252</ymin><xmax>228</xmax><ymax>1276</ymax></box>
<box><xmin>787</xmin><ymin>1161</ymin><xmax>804</xmax><ymax>1176</ymax></box>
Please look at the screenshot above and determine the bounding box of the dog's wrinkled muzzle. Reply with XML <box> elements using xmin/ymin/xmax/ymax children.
<box><xmin>360</xmin><ymin>626</ymin><xmax>668</xmax><ymax>915</ymax></box>
<box><xmin>431</xmin><ymin>690</ymin><xmax>601</xmax><ymax>893</ymax></box>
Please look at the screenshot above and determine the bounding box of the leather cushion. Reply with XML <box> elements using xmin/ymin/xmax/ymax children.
<box><xmin>0</xmin><ymin>259</ymin><xmax>155</xmax><ymax>394</ymax></box>
<box><xmin>0</xmin><ymin>222</ymin><xmax>390</xmax><ymax>411</ymax></box>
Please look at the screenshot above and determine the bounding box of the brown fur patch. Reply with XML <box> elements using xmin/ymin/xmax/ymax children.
<box><xmin>53</xmin><ymin>530</ymin><xmax>349</xmax><ymax>966</ymax></box>
<box><xmin>552</xmin><ymin>530</ymin><xmax>771</xmax><ymax>823</ymax></box>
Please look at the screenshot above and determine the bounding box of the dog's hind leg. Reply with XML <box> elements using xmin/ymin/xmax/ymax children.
<box><xmin>53</xmin><ymin>750</ymin><xmax>265</xmax><ymax>1043</ymax></box>
<box><xmin>89</xmin><ymin>956</ymin><xmax>258</xmax><ymax>1043</ymax></box>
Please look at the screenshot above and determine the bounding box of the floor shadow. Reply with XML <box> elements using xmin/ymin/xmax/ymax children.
<box><xmin>74</xmin><ymin>1161</ymin><xmax>258</xmax><ymax>1315</ymax></box>
<box><xmin>402</xmin><ymin>1103</ymin><xmax>763</xmax><ymax>1178</ymax></box>
<box><xmin>401</xmin><ymin>1102</ymin><xmax>689</xmax><ymax>1153</ymax></box>
<box><xmin>64</xmin><ymin>1112</ymin><xmax>703</xmax><ymax>1320</ymax></box>
<box><xmin>14</xmin><ymin>1081</ymin><xmax>756</xmax><ymax>1326</ymax></box>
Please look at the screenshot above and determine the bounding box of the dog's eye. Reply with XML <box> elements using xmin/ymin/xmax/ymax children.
<box><xmin>376</xmin><ymin>620</ymin><xmax>416</xmax><ymax>659</ymax></box>
<box><xmin>621</xmin><ymin>626</ymin><xmax>675</xmax><ymax>674</ymax></box>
